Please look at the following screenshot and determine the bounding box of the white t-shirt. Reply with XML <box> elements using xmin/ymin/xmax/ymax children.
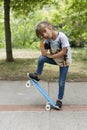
<box><xmin>45</xmin><ymin>32</ymin><xmax>72</xmax><ymax>66</ymax></box>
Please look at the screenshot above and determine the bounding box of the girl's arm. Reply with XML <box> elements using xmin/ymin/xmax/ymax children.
<box><xmin>40</xmin><ymin>42</ymin><xmax>48</xmax><ymax>56</ymax></box>
<box><xmin>47</xmin><ymin>47</ymin><xmax>67</xmax><ymax>59</ymax></box>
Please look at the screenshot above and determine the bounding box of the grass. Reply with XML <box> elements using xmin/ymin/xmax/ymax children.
<box><xmin>0</xmin><ymin>47</ymin><xmax>87</xmax><ymax>82</ymax></box>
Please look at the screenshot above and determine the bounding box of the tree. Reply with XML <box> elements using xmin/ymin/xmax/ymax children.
<box><xmin>50</xmin><ymin>0</ymin><xmax>87</xmax><ymax>47</ymax></box>
<box><xmin>3</xmin><ymin>0</ymin><xmax>54</xmax><ymax>62</ymax></box>
<box><xmin>4</xmin><ymin>0</ymin><xmax>14</xmax><ymax>61</ymax></box>
<box><xmin>66</xmin><ymin>0</ymin><xmax>87</xmax><ymax>47</ymax></box>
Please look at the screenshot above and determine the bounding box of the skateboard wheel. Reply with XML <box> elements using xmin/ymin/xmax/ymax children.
<box><xmin>45</xmin><ymin>104</ymin><xmax>51</xmax><ymax>111</ymax></box>
<box><xmin>26</xmin><ymin>80</ymin><xmax>31</xmax><ymax>88</ymax></box>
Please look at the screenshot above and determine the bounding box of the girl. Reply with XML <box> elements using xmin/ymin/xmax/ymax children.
<box><xmin>28</xmin><ymin>21</ymin><xmax>72</xmax><ymax>110</ymax></box>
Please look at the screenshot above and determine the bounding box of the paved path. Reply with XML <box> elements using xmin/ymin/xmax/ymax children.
<box><xmin>0</xmin><ymin>81</ymin><xmax>87</xmax><ymax>130</ymax></box>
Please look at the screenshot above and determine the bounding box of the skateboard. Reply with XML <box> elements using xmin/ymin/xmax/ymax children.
<box><xmin>26</xmin><ymin>78</ymin><xmax>58</xmax><ymax>111</ymax></box>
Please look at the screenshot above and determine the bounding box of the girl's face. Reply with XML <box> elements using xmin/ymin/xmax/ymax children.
<box><xmin>40</xmin><ymin>25</ymin><xmax>53</xmax><ymax>39</ymax></box>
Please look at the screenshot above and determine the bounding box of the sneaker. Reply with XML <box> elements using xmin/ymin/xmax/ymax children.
<box><xmin>55</xmin><ymin>100</ymin><xmax>62</xmax><ymax>110</ymax></box>
<box><xmin>27</xmin><ymin>73</ymin><xmax>40</xmax><ymax>81</ymax></box>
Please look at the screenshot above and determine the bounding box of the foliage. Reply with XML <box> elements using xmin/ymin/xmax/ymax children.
<box><xmin>11</xmin><ymin>0</ymin><xmax>87</xmax><ymax>48</ymax></box>
<box><xmin>66</xmin><ymin>0</ymin><xmax>87</xmax><ymax>47</ymax></box>
<box><xmin>11</xmin><ymin>0</ymin><xmax>55</xmax><ymax>16</ymax></box>
<box><xmin>0</xmin><ymin>4</ymin><xmax>5</xmax><ymax>48</ymax></box>
<box><xmin>0</xmin><ymin>0</ymin><xmax>87</xmax><ymax>49</ymax></box>
<box><xmin>11</xmin><ymin>6</ymin><xmax>56</xmax><ymax>48</ymax></box>
<box><xmin>48</xmin><ymin>0</ymin><xmax>87</xmax><ymax>47</ymax></box>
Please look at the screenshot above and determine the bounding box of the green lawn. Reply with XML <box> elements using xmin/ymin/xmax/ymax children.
<box><xmin>0</xmin><ymin>47</ymin><xmax>87</xmax><ymax>82</ymax></box>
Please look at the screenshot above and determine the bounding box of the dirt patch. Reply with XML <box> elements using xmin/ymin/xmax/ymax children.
<box><xmin>0</xmin><ymin>49</ymin><xmax>40</xmax><ymax>59</ymax></box>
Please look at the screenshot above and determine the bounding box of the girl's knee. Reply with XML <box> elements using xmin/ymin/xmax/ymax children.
<box><xmin>38</xmin><ymin>55</ymin><xmax>46</xmax><ymax>62</ymax></box>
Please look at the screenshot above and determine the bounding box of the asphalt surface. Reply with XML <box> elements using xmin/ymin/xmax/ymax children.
<box><xmin>0</xmin><ymin>80</ymin><xmax>87</xmax><ymax>130</ymax></box>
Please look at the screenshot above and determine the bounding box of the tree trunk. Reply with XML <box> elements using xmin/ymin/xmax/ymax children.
<box><xmin>4</xmin><ymin>0</ymin><xmax>14</xmax><ymax>62</ymax></box>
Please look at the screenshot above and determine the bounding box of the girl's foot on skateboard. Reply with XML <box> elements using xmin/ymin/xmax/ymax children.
<box><xmin>27</xmin><ymin>73</ymin><xmax>40</xmax><ymax>81</ymax></box>
<box><xmin>55</xmin><ymin>100</ymin><xmax>62</xmax><ymax>110</ymax></box>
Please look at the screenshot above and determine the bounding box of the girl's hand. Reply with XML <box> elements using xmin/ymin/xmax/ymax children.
<box><xmin>47</xmin><ymin>54</ymin><xmax>53</xmax><ymax>58</ymax></box>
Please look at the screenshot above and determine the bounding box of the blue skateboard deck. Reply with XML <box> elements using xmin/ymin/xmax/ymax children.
<box><xmin>26</xmin><ymin>79</ymin><xmax>58</xmax><ymax>110</ymax></box>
